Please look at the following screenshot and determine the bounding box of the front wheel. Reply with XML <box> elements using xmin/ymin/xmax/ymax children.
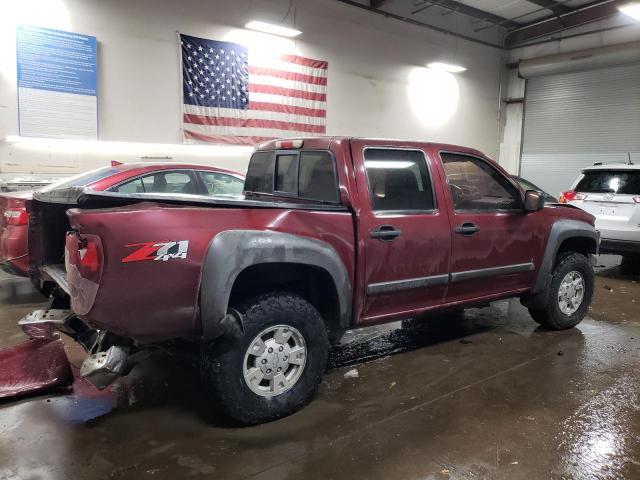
<box><xmin>528</xmin><ymin>252</ymin><xmax>594</xmax><ymax>330</ymax></box>
<box><xmin>201</xmin><ymin>292</ymin><xmax>329</xmax><ymax>425</ymax></box>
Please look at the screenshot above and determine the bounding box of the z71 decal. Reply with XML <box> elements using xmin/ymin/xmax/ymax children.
<box><xmin>122</xmin><ymin>240</ymin><xmax>189</xmax><ymax>263</ymax></box>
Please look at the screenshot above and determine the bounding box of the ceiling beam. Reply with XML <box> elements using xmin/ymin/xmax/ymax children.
<box><xmin>505</xmin><ymin>0</ymin><xmax>627</xmax><ymax>48</ymax></box>
<box><xmin>525</xmin><ymin>0</ymin><xmax>572</xmax><ymax>16</ymax></box>
<box><xmin>412</xmin><ymin>0</ymin><xmax>520</xmax><ymax>29</ymax></box>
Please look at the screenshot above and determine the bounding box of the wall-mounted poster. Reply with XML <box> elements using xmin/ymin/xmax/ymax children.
<box><xmin>16</xmin><ymin>25</ymin><xmax>98</xmax><ymax>140</ymax></box>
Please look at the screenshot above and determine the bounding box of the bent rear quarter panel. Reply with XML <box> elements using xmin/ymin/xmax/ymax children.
<box><xmin>67</xmin><ymin>202</ymin><xmax>355</xmax><ymax>342</ymax></box>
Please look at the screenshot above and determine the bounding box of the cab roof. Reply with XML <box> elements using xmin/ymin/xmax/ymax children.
<box><xmin>255</xmin><ymin>137</ymin><xmax>488</xmax><ymax>159</ymax></box>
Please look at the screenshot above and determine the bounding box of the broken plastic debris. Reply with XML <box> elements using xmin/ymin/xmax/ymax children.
<box><xmin>0</xmin><ymin>338</ymin><xmax>72</xmax><ymax>398</ymax></box>
<box><xmin>343</xmin><ymin>368</ymin><xmax>359</xmax><ymax>379</ymax></box>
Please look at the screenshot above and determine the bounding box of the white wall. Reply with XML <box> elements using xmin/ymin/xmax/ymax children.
<box><xmin>0</xmin><ymin>0</ymin><xmax>504</xmax><ymax>180</ymax></box>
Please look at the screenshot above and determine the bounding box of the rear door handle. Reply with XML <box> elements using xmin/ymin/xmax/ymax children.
<box><xmin>454</xmin><ymin>222</ymin><xmax>480</xmax><ymax>236</ymax></box>
<box><xmin>370</xmin><ymin>225</ymin><xmax>402</xmax><ymax>241</ymax></box>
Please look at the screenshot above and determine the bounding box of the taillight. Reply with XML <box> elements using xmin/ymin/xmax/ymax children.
<box><xmin>65</xmin><ymin>232</ymin><xmax>103</xmax><ymax>283</ymax></box>
<box><xmin>633</xmin><ymin>196</ymin><xmax>640</xmax><ymax>203</ymax></box>
<box><xmin>3</xmin><ymin>198</ymin><xmax>28</xmax><ymax>226</ymax></box>
<box><xmin>3</xmin><ymin>208</ymin><xmax>28</xmax><ymax>226</ymax></box>
<box><xmin>65</xmin><ymin>232</ymin><xmax>103</xmax><ymax>315</ymax></box>
<box><xmin>559</xmin><ymin>191</ymin><xmax>587</xmax><ymax>204</ymax></box>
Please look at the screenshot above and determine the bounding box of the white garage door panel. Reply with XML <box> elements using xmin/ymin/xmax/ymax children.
<box><xmin>521</xmin><ymin>64</ymin><xmax>640</xmax><ymax>197</ymax></box>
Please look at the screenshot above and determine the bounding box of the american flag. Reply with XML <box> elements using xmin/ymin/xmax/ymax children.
<box><xmin>180</xmin><ymin>34</ymin><xmax>327</xmax><ymax>146</ymax></box>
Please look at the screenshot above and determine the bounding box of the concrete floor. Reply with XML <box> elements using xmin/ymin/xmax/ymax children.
<box><xmin>0</xmin><ymin>256</ymin><xmax>639</xmax><ymax>480</ymax></box>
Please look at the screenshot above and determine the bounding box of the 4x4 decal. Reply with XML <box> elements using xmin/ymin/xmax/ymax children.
<box><xmin>122</xmin><ymin>240</ymin><xmax>189</xmax><ymax>263</ymax></box>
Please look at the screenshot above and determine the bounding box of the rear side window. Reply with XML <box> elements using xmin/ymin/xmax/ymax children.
<box><xmin>198</xmin><ymin>171</ymin><xmax>244</xmax><ymax>196</ymax></box>
<box><xmin>109</xmin><ymin>171</ymin><xmax>197</xmax><ymax>194</ymax></box>
<box><xmin>576</xmin><ymin>170</ymin><xmax>640</xmax><ymax>194</ymax></box>
<box><xmin>364</xmin><ymin>149</ymin><xmax>435</xmax><ymax>212</ymax></box>
<box><xmin>111</xmin><ymin>178</ymin><xmax>144</xmax><ymax>194</ymax></box>
<box><xmin>245</xmin><ymin>152</ymin><xmax>275</xmax><ymax>194</ymax></box>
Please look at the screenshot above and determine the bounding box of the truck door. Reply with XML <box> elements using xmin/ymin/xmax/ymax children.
<box><xmin>437</xmin><ymin>151</ymin><xmax>544</xmax><ymax>304</ymax></box>
<box><xmin>352</xmin><ymin>141</ymin><xmax>452</xmax><ymax>324</ymax></box>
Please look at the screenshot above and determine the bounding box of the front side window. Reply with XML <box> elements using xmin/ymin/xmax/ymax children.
<box><xmin>364</xmin><ymin>149</ymin><xmax>435</xmax><ymax>212</ymax></box>
<box><xmin>198</xmin><ymin>172</ymin><xmax>244</xmax><ymax>196</ymax></box>
<box><xmin>442</xmin><ymin>153</ymin><xmax>520</xmax><ymax>211</ymax></box>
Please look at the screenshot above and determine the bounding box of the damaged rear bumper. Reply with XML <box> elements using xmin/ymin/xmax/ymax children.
<box><xmin>17</xmin><ymin>309</ymin><xmax>131</xmax><ymax>390</ymax></box>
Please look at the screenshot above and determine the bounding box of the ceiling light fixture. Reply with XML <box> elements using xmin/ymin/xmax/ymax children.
<box><xmin>427</xmin><ymin>62</ymin><xmax>467</xmax><ymax>73</ymax></box>
<box><xmin>619</xmin><ymin>2</ymin><xmax>640</xmax><ymax>21</ymax></box>
<box><xmin>244</xmin><ymin>21</ymin><xmax>302</xmax><ymax>38</ymax></box>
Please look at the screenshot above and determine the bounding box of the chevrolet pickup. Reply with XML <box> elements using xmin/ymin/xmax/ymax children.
<box><xmin>26</xmin><ymin>137</ymin><xmax>599</xmax><ymax>425</ymax></box>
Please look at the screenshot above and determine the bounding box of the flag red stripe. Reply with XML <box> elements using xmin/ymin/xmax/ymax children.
<box><xmin>249</xmin><ymin>83</ymin><xmax>326</xmax><ymax>102</ymax></box>
<box><xmin>249</xmin><ymin>66</ymin><xmax>327</xmax><ymax>86</ymax></box>
<box><xmin>279</xmin><ymin>54</ymin><xmax>328</xmax><ymax>70</ymax></box>
<box><xmin>184</xmin><ymin>114</ymin><xmax>326</xmax><ymax>133</ymax></box>
<box><xmin>184</xmin><ymin>130</ymin><xmax>274</xmax><ymax>146</ymax></box>
<box><xmin>248</xmin><ymin>101</ymin><xmax>325</xmax><ymax>118</ymax></box>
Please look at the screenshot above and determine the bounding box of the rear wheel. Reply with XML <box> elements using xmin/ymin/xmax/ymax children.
<box><xmin>201</xmin><ymin>292</ymin><xmax>329</xmax><ymax>425</ymax></box>
<box><xmin>528</xmin><ymin>252</ymin><xmax>594</xmax><ymax>330</ymax></box>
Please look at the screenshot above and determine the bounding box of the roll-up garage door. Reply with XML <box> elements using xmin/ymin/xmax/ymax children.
<box><xmin>520</xmin><ymin>63</ymin><xmax>640</xmax><ymax>197</ymax></box>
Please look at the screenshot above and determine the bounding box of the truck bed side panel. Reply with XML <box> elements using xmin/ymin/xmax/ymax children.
<box><xmin>67</xmin><ymin>203</ymin><xmax>355</xmax><ymax>342</ymax></box>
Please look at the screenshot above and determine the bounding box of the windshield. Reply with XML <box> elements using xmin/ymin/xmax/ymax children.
<box><xmin>576</xmin><ymin>170</ymin><xmax>640</xmax><ymax>194</ymax></box>
<box><xmin>39</xmin><ymin>166</ymin><xmax>120</xmax><ymax>192</ymax></box>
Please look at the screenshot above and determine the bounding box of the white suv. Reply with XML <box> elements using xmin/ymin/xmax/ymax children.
<box><xmin>560</xmin><ymin>163</ymin><xmax>640</xmax><ymax>265</ymax></box>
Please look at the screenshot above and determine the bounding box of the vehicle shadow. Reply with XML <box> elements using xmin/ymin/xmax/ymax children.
<box><xmin>329</xmin><ymin>309</ymin><xmax>497</xmax><ymax>369</ymax></box>
<box><xmin>19</xmin><ymin>304</ymin><xmax>512</xmax><ymax>428</ymax></box>
<box><xmin>97</xmin><ymin>307</ymin><xmax>505</xmax><ymax>426</ymax></box>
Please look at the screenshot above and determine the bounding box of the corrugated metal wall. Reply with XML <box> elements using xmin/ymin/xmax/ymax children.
<box><xmin>521</xmin><ymin>63</ymin><xmax>640</xmax><ymax>196</ymax></box>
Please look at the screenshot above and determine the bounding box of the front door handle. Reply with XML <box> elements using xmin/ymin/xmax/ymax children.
<box><xmin>454</xmin><ymin>222</ymin><xmax>480</xmax><ymax>236</ymax></box>
<box><xmin>370</xmin><ymin>225</ymin><xmax>402</xmax><ymax>241</ymax></box>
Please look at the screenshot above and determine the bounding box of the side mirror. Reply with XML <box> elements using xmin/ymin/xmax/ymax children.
<box><xmin>524</xmin><ymin>190</ymin><xmax>545</xmax><ymax>212</ymax></box>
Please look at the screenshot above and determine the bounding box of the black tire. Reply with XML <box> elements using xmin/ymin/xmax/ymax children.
<box><xmin>528</xmin><ymin>252</ymin><xmax>594</xmax><ymax>330</ymax></box>
<box><xmin>201</xmin><ymin>292</ymin><xmax>329</xmax><ymax>425</ymax></box>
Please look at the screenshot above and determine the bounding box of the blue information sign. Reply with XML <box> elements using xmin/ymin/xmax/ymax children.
<box><xmin>16</xmin><ymin>25</ymin><xmax>98</xmax><ymax>139</ymax></box>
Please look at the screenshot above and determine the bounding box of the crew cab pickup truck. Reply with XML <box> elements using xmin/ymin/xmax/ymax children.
<box><xmin>27</xmin><ymin>137</ymin><xmax>599</xmax><ymax>425</ymax></box>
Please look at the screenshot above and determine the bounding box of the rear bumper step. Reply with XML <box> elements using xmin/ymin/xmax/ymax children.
<box><xmin>19</xmin><ymin>309</ymin><xmax>75</xmax><ymax>339</ymax></box>
<box><xmin>80</xmin><ymin>345</ymin><xmax>129</xmax><ymax>390</ymax></box>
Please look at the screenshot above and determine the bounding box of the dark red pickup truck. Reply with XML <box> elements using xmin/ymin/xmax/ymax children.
<box><xmin>27</xmin><ymin>137</ymin><xmax>599</xmax><ymax>424</ymax></box>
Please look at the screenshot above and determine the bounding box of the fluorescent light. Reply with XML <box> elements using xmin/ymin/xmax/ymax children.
<box><xmin>619</xmin><ymin>3</ymin><xmax>640</xmax><ymax>21</ymax></box>
<box><xmin>427</xmin><ymin>62</ymin><xmax>467</xmax><ymax>73</ymax></box>
<box><xmin>365</xmin><ymin>161</ymin><xmax>415</xmax><ymax>169</ymax></box>
<box><xmin>244</xmin><ymin>21</ymin><xmax>302</xmax><ymax>38</ymax></box>
<box><xmin>4</xmin><ymin>135</ymin><xmax>254</xmax><ymax>156</ymax></box>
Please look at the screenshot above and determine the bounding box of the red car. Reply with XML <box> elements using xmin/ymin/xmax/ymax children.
<box><xmin>0</xmin><ymin>163</ymin><xmax>244</xmax><ymax>277</ymax></box>
<box><xmin>28</xmin><ymin>138</ymin><xmax>598</xmax><ymax>424</ymax></box>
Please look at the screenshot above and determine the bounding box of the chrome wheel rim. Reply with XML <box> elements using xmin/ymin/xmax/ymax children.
<box><xmin>558</xmin><ymin>270</ymin><xmax>585</xmax><ymax>316</ymax></box>
<box><xmin>243</xmin><ymin>325</ymin><xmax>307</xmax><ymax>397</ymax></box>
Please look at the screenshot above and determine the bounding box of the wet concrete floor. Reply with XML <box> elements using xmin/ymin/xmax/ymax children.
<box><xmin>0</xmin><ymin>255</ymin><xmax>639</xmax><ymax>479</ymax></box>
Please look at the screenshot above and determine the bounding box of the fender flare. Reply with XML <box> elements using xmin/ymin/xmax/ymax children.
<box><xmin>528</xmin><ymin>219</ymin><xmax>599</xmax><ymax>297</ymax></box>
<box><xmin>199</xmin><ymin>230</ymin><xmax>352</xmax><ymax>339</ymax></box>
